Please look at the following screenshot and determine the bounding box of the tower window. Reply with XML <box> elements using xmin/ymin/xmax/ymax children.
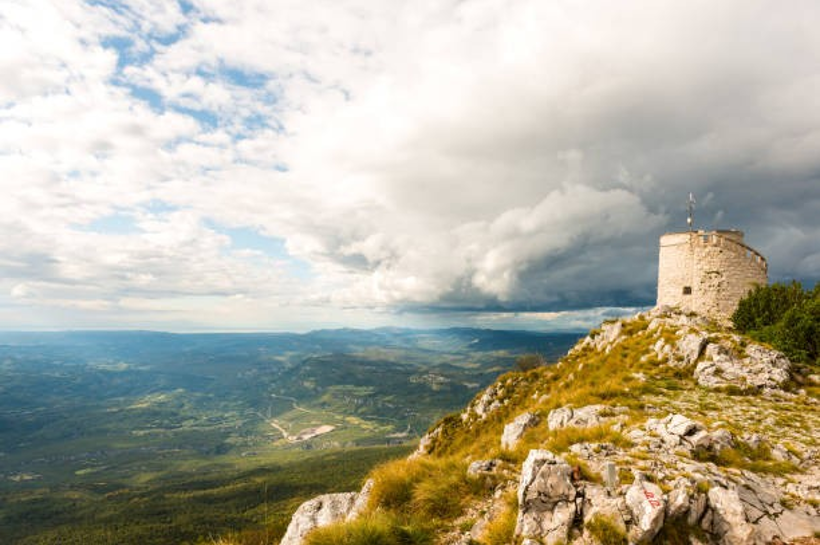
<box><xmin>682</xmin><ymin>286</ymin><xmax>692</xmax><ymax>295</ymax></box>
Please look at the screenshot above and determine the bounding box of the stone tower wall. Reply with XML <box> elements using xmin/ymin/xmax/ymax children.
<box><xmin>657</xmin><ymin>230</ymin><xmax>768</xmax><ymax>322</ymax></box>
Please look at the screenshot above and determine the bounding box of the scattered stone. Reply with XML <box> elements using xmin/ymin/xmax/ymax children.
<box><xmin>645</xmin><ymin>413</ymin><xmax>734</xmax><ymax>455</ymax></box>
<box><xmin>695</xmin><ymin>343</ymin><xmax>790</xmax><ymax>390</ymax></box>
<box><xmin>501</xmin><ymin>412</ymin><xmax>540</xmax><ymax>450</ymax></box>
<box><xmin>467</xmin><ymin>459</ymin><xmax>500</xmax><ymax>477</ymax></box>
<box><xmin>547</xmin><ymin>404</ymin><xmax>627</xmax><ymax>430</ymax></box>
<box><xmin>771</xmin><ymin>444</ymin><xmax>800</xmax><ymax>465</ymax></box>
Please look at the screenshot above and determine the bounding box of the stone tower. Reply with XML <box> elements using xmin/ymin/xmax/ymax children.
<box><xmin>656</xmin><ymin>229</ymin><xmax>768</xmax><ymax>322</ymax></box>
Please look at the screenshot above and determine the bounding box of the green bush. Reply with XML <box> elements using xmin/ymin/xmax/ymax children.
<box><xmin>515</xmin><ymin>353</ymin><xmax>546</xmax><ymax>372</ymax></box>
<box><xmin>732</xmin><ymin>281</ymin><xmax>820</xmax><ymax>365</ymax></box>
<box><xmin>732</xmin><ymin>281</ymin><xmax>806</xmax><ymax>332</ymax></box>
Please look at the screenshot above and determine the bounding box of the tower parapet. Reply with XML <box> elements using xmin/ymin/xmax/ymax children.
<box><xmin>656</xmin><ymin>229</ymin><xmax>767</xmax><ymax>322</ymax></box>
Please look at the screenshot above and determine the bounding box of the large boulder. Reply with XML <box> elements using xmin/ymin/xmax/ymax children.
<box><xmin>625</xmin><ymin>477</ymin><xmax>665</xmax><ymax>543</ymax></box>
<box><xmin>708</xmin><ymin>487</ymin><xmax>755</xmax><ymax>545</ymax></box>
<box><xmin>280</xmin><ymin>479</ymin><xmax>373</xmax><ymax>545</ymax></box>
<box><xmin>501</xmin><ymin>412</ymin><xmax>539</xmax><ymax>450</ymax></box>
<box><xmin>516</xmin><ymin>450</ymin><xmax>577</xmax><ymax>545</ymax></box>
<box><xmin>675</xmin><ymin>332</ymin><xmax>709</xmax><ymax>367</ymax></box>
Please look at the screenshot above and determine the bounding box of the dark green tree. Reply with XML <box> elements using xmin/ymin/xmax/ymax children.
<box><xmin>732</xmin><ymin>281</ymin><xmax>806</xmax><ymax>332</ymax></box>
<box><xmin>732</xmin><ymin>281</ymin><xmax>819</xmax><ymax>365</ymax></box>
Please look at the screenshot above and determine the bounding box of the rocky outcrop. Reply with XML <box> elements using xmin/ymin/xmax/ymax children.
<box><xmin>412</xmin><ymin>423</ymin><xmax>442</xmax><ymax>457</ymax></box>
<box><xmin>547</xmin><ymin>404</ymin><xmax>628</xmax><ymax>430</ymax></box>
<box><xmin>695</xmin><ymin>343</ymin><xmax>791</xmax><ymax>390</ymax></box>
<box><xmin>279</xmin><ymin>479</ymin><xmax>372</xmax><ymax>545</ymax></box>
<box><xmin>501</xmin><ymin>412</ymin><xmax>539</xmax><ymax>450</ymax></box>
<box><xmin>645</xmin><ymin>413</ymin><xmax>734</xmax><ymax>454</ymax></box>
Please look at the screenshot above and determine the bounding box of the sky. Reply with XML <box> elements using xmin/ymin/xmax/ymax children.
<box><xmin>1</xmin><ymin>0</ymin><xmax>819</xmax><ymax>332</ymax></box>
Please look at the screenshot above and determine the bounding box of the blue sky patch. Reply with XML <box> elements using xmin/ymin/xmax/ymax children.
<box><xmin>206</xmin><ymin>221</ymin><xmax>314</xmax><ymax>279</ymax></box>
<box><xmin>128</xmin><ymin>85</ymin><xmax>164</xmax><ymax>111</ymax></box>
<box><xmin>143</xmin><ymin>200</ymin><xmax>181</xmax><ymax>215</ymax></box>
<box><xmin>76</xmin><ymin>213</ymin><xmax>142</xmax><ymax>235</ymax></box>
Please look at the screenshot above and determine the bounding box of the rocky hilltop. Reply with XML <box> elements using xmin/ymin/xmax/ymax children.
<box><xmin>282</xmin><ymin>307</ymin><xmax>819</xmax><ymax>545</ymax></box>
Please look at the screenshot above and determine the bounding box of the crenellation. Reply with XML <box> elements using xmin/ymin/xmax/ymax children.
<box><xmin>656</xmin><ymin>229</ymin><xmax>767</xmax><ymax>322</ymax></box>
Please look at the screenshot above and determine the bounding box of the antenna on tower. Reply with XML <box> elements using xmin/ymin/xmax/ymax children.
<box><xmin>686</xmin><ymin>192</ymin><xmax>696</xmax><ymax>231</ymax></box>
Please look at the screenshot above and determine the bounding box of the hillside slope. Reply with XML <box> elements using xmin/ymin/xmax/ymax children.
<box><xmin>284</xmin><ymin>307</ymin><xmax>819</xmax><ymax>545</ymax></box>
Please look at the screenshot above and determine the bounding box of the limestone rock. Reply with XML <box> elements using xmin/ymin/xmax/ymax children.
<box><xmin>775</xmin><ymin>509</ymin><xmax>820</xmax><ymax>541</ymax></box>
<box><xmin>695</xmin><ymin>343</ymin><xmax>790</xmax><ymax>390</ymax></box>
<box><xmin>599</xmin><ymin>321</ymin><xmax>623</xmax><ymax>351</ymax></box>
<box><xmin>675</xmin><ymin>332</ymin><xmax>709</xmax><ymax>367</ymax></box>
<box><xmin>581</xmin><ymin>483</ymin><xmax>627</xmax><ymax>530</ymax></box>
<box><xmin>547</xmin><ymin>404</ymin><xmax>626</xmax><ymax>431</ymax></box>
<box><xmin>688</xmin><ymin>491</ymin><xmax>708</xmax><ymax>526</ymax></box>
<box><xmin>412</xmin><ymin>424</ymin><xmax>442</xmax><ymax>457</ymax></box>
<box><xmin>279</xmin><ymin>479</ymin><xmax>373</xmax><ymax>545</ymax></box>
<box><xmin>666</xmin><ymin>478</ymin><xmax>691</xmax><ymax>519</ymax></box>
<box><xmin>467</xmin><ymin>459</ymin><xmax>499</xmax><ymax>477</ymax></box>
<box><xmin>708</xmin><ymin>486</ymin><xmax>755</xmax><ymax>545</ymax></box>
<box><xmin>645</xmin><ymin>413</ymin><xmax>734</xmax><ymax>455</ymax></box>
<box><xmin>516</xmin><ymin>450</ymin><xmax>576</xmax><ymax>545</ymax></box>
<box><xmin>771</xmin><ymin>443</ymin><xmax>800</xmax><ymax>465</ymax></box>
<box><xmin>502</xmin><ymin>412</ymin><xmax>540</xmax><ymax>450</ymax></box>
<box><xmin>347</xmin><ymin>479</ymin><xmax>373</xmax><ymax>521</ymax></box>
<box><xmin>469</xmin><ymin>383</ymin><xmax>503</xmax><ymax>420</ymax></box>
<box><xmin>645</xmin><ymin>413</ymin><xmax>703</xmax><ymax>447</ymax></box>
<box><xmin>576</xmin><ymin>321</ymin><xmax>626</xmax><ymax>354</ymax></box>
<box><xmin>625</xmin><ymin>477</ymin><xmax>665</xmax><ymax>543</ymax></box>
<box><xmin>280</xmin><ymin>491</ymin><xmax>359</xmax><ymax>545</ymax></box>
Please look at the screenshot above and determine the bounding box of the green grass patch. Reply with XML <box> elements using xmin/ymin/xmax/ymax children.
<box><xmin>544</xmin><ymin>425</ymin><xmax>631</xmax><ymax>454</ymax></box>
<box><xmin>479</xmin><ymin>490</ymin><xmax>519</xmax><ymax>545</ymax></box>
<box><xmin>585</xmin><ymin>514</ymin><xmax>627</xmax><ymax>545</ymax></box>
<box><xmin>304</xmin><ymin>512</ymin><xmax>433</xmax><ymax>545</ymax></box>
<box><xmin>369</xmin><ymin>456</ymin><xmax>480</xmax><ymax>520</ymax></box>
